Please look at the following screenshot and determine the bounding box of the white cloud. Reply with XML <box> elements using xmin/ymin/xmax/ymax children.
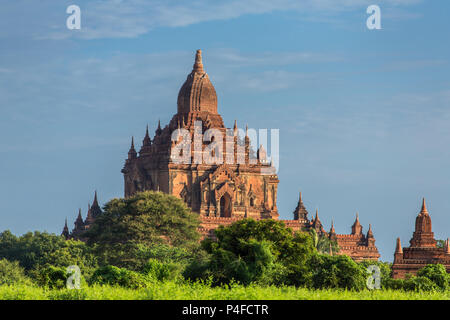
<box><xmin>0</xmin><ymin>0</ymin><xmax>423</xmax><ymax>40</ymax></box>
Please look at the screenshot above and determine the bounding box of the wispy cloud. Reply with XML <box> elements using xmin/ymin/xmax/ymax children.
<box><xmin>0</xmin><ymin>0</ymin><xmax>423</xmax><ymax>40</ymax></box>
<box><xmin>0</xmin><ymin>49</ymin><xmax>343</xmax><ymax>124</ymax></box>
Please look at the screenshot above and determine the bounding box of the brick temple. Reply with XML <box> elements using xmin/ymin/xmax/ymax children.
<box><xmin>391</xmin><ymin>198</ymin><xmax>450</xmax><ymax>279</ymax></box>
<box><xmin>63</xmin><ymin>50</ymin><xmax>379</xmax><ymax>262</ymax></box>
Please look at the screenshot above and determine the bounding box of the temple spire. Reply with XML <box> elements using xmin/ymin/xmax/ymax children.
<box><xmin>311</xmin><ymin>208</ymin><xmax>324</xmax><ymax>234</ymax></box>
<box><xmin>93</xmin><ymin>191</ymin><xmax>98</xmax><ymax>207</ymax></box>
<box><xmin>367</xmin><ymin>223</ymin><xmax>374</xmax><ymax>238</ymax></box>
<box><xmin>128</xmin><ymin>136</ymin><xmax>137</xmax><ymax>159</ymax></box>
<box><xmin>85</xmin><ymin>202</ymin><xmax>94</xmax><ymax>225</ymax></box>
<box><xmin>193</xmin><ymin>49</ymin><xmax>204</xmax><ymax>73</ymax></box>
<box><xmin>62</xmin><ymin>218</ymin><xmax>69</xmax><ymax>239</ymax></box>
<box><xmin>445</xmin><ymin>238</ymin><xmax>450</xmax><ymax>254</ymax></box>
<box><xmin>156</xmin><ymin>119</ymin><xmax>162</xmax><ymax>135</ymax></box>
<box><xmin>74</xmin><ymin>208</ymin><xmax>84</xmax><ymax>229</ymax></box>
<box><xmin>293</xmin><ymin>190</ymin><xmax>308</xmax><ymax>220</ymax></box>
<box><xmin>395</xmin><ymin>237</ymin><xmax>403</xmax><ymax>254</ymax></box>
<box><xmin>394</xmin><ymin>237</ymin><xmax>403</xmax><ymax>263</ymax></box>
<box><xmin>143</xmin><ymin>125</ymin><xmax>151</xmax><ymax>147</ymax></box>
<box><xmin>330</xmin><ymin>219</ymin><xmax>335</xmax><ymax>234</ymax></box>
<box><xmin>420</xmin><ymin>197</ymin><xmax>428</xmax><ymax>215</ymax></box>
<box><xmin>90</xmin><ymin>191</ymin><xmax>102</xmax><ymax>218</ymax></box>
<box><xmin>351</xmin><ymin>212</ymin><xmax>362</xmax><ymax>235</ymax></box>
<box><xmin>328</xmin><ymin>218</ymin><xmax>337</xmax><ymax>241</ymax></box>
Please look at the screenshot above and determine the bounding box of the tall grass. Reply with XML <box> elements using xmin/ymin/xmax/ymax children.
<box><xmin>0</xmin><ymin>282</ymin><xmax>449</xmax><ymax>300</ymax></box>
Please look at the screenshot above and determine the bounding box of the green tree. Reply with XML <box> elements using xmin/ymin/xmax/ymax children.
<box><xmin>0</xmin><ymin>258</ymin><xmax>31</xmax><ymax>285</ymax></box>
<box><xmin>85</xmin><ymin>191</ymin><xmax>201</xmax><ymax>269</ymax></box>
<box><xmin>0</xmin><ymin>230</ymin><xmax>97</xmax><ymax>277</ymax></box>
<box><xmin>191</xmin><ymin>219</ymin><xmax>315</xmax><ymax>286</ymax></box>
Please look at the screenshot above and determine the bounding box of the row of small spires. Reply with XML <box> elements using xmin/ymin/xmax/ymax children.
<box><xmin>62</xmin><ymin>191</ymin><xmax>102</xmax><ymax>236</ymax></box>
<box><xmin>127</xmin><ymin>120</ymin><xmax>264</xmax><ymax>160</ymax></box>
<box><xmin>295</xmin><ymin>191</ymin><xmax>374</xmax><ymax>238</ymax></box>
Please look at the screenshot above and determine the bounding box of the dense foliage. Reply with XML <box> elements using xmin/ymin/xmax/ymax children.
<box><xmin>310</xmin><ymin>254</ymin><xmax>366</xmax><ymax>290</ymax></box>
<box><xmin>186</xmin><ymin>219</ymin><xmax>316</xmax><ymax>286</ymax></box>
<box><xmin>89</xmin><ymin>265</ymin><xmax>150</xmax><ymax>289</ymax></box>
<box><xmin>0</xmin><ymin>191</ymin><xmax>449</xmax><ymax>298</ymax></box>
<box><xmin>84</xmin><ymin>191</ymin><xmax>200</xmax><ymax>269</ymax></box>
<box><xmin>0</xmin><ymin>259</ymin><xmax>31</xmax><ymax>285</ymax></box>
<box><xmin>0</xmin><ymin>230</ymin><xmax>97</xmax><ymax>279</ymax></box>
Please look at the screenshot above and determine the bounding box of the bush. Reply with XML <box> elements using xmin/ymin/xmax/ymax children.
<box><xmin>417</xmin><ymin>264</ymin><xmax>449</xmax><ymax>291</ymax></box>
<box><xmin>311</xmin><ymin>254</ymin><xmax>366</xmax><ymax>290</ymax></box>
<box><xmin>404</xmin><ymin>276</ymin><xmax>438</xmax><ymax>292</ymax></box>
<box><xmin>384</xmin><ymin>264</ymin><xmax>449</xmax><ymax>292</ymax></box>
<box><xmin>385</xmin><ymin>276</ymin><xmax>439</xmax><ymax>292</ymax></box>
<box><xmin>183</xmin><ymin>254</ymin><xmax>212</xmax><ymax>282</ymax></box>
<box><xmin>143</xmin><ymin>259</ymin><xmax>182</xmax><ymax>282</ymax></box>
<box><xmin>34</xmin><ymin>265</ymin><xmax>68</xmax><ymax>289</ymax></box>
<box><xmin>0</xmin><ymin>259</ymin><xmax>31</xmax><ymax>285</ymax></box>
<box><xmin>89</xmin><ymin>265</ymin><xmax>150</xmax><ymax>289</ymax></box>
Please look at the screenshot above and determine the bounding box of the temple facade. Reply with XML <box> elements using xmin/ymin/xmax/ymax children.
<box><xmin>63</xmin><ymin>50</ymin><xmax>379</xmax><ymax>262</ymax></box>
<box><xmin>391</xmin><ymin>198</ymin><xmax>450</xmax><ymax>279</ymax></box>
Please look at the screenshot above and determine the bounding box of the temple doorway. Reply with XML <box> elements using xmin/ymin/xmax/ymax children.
<box><xmin>220</xmin><ymin>193</ymin><xmax>232</xmax><ymax>217</ymax></box>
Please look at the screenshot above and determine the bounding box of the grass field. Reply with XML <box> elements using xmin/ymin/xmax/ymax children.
<box><xmin>1</xmin><ymin>282</ymin><xmax>449</xmax><ymax>300</ymax></box>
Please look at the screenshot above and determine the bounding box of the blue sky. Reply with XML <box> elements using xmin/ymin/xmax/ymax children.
<box><xmin>0</xmin><ymin>0</ymin><xmax>449</xmax><ymax>261</ymax></box>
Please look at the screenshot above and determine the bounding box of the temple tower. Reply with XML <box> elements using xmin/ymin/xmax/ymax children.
<box><xmin>122</xmin><ymin>50</ymin><xmax>279</xmax><ymax>219</ymax></box>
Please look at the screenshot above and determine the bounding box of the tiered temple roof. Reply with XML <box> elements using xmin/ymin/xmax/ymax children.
<box><xmin>392</xmin><ymin>198</ymin><xmax>450</xmax><ymax>278</ymax></box>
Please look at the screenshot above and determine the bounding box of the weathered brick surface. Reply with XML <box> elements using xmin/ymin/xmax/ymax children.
<box><xmin>392</xmin><ymin>199</ymin><xmax>450</xmax><ymax>279</ymax></box>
